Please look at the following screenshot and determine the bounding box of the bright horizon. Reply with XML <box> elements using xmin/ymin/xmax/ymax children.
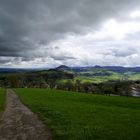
<box><xmin>1</xmin><ymin>0</ymin><xmax>140</xmax><ymax>68</ymax></box>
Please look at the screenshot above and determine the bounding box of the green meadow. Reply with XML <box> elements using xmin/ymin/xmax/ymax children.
<box><xmin>0</xmin><ymin>89</ymin><xmax>5</xmax><ymax>112</ymax></box>
<box><xmin>15</xmin><ymin>88</ymin><xmax>140</xmax><ymax>140</ymax></box>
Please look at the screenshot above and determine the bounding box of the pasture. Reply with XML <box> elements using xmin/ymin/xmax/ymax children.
<box><xmin>15</xmin><ymin>88</ymin><xmax>140</xmax><ymax>140</ymax></box>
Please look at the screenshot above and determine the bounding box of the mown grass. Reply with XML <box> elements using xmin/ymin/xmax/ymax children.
<box><xmin>15</xmin><ymin>88</ymin><xmax>140</xmax><ymax>140</ymax></box>
<box><xmin>0</xmin><ymin>89</ymin><xmax>5</xmax><ymax>112</ymax></box>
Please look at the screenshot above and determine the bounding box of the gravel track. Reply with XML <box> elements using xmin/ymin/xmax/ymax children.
<box><xmin>0</xmin><ymin>89</ymin><xmax>52</xmax><ymax>140</ymax></box>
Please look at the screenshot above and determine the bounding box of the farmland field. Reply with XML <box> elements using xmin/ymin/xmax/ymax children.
<box><xmin>15</xmin><ymin>88</ymin><xmax>140</xmax><ymax>140</ymax></box>
<box><xmin>0</xmin><ymin>89</ymin><xmax>5</xmax><ymax>112</ymax></box>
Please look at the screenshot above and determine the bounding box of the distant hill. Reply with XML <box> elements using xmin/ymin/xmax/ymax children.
<box><xmin>54</xmin><ymin>65</ymin><xmax>140</xmax><ymax>73</ymax></box>
<box><xmin>1</xmin><ymin>65</ymin><xmax>140</xmax><ymax>75</ymax></box>
<box><xmin>93</xmin><ymin>66</ymin><xmax>140</xmax><ymax>73</ymax></box>
<box><xmin>1</xmin><ymin>65</ymin><xmax>140</xmax><ymax>86</ymax></box>
<box><xmin>0</xmin><ymin>68</ymin><xmax>39</xmax><ymax>74</ymax></box>
<box><xmin>0</xmin><ymin>68</ymin><xmax>27</xmax><ymax>74</ymax></box>
<box><xmin>55</xmin><ymin>65</ymin><xmax>70</xmax><ymax>71</ymax></box>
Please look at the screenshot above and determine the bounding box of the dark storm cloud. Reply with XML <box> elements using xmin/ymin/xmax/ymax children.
<box><xmin>0</xmin><ymin>0</ymin><xmax>140</xmax><ymax>65</ymax></box>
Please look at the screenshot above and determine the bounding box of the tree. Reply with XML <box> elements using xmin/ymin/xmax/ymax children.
<box><xmin>6</xmin><ymin>74</ymin><xmax>19</xmax><ymax>88</ymax></box>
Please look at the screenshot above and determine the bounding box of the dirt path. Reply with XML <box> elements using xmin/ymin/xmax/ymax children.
<box><xmin>0</xmin><ymin>89</ymin><xmax>52</xmax><ymax>140</ymax></box>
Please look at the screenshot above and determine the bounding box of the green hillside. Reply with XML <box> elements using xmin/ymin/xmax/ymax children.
<box><xmin>16</xmin><ymin>88</ymin><xmax>140</xmax><ymax>140</ymax></box>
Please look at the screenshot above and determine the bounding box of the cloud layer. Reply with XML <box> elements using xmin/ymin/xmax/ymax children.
<box><xmin>0</xmin><ymin>0</ymin><xmax>140</xmax><ymax>67</ymax></box>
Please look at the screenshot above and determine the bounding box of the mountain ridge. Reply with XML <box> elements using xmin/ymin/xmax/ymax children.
<box><xmin>55</xmin><ymin>65</ymin><xmax>140</xmax><ymax>73</ymax></box>
<box><xmin>1</xmin><ymin>65</ymin><xmax>140</xmax><ymax>73</ymax></box>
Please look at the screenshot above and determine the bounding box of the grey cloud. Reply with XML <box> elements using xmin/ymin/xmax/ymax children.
<box><xmin>0</xmin><ymin>0</ymin><xmax>140</xmax><ymax>66</ymax></box>
<box><xmin>124</xmin><ymin>31</ymin><xmax>140</xmax><ymax>40</ymax></box>
<box><xmin>50</xmin><ymin>55</ymin><xmax>76</xmax><ymax>61</ymax></box>
<box><xmin>112</xmin><ymin>47</ymin><xmax>136</xmax><ymax>57</ymax></box>
<box><xmin>0</xmin><ymin>57</ymin><xmax>12</xmax><ymax>64</ymax></box>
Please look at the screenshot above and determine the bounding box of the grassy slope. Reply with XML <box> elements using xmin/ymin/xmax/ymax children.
<box><xmin>15</xmin><ymin>88</ymin><xmax>140</xmax><ymax>140</ymax></box>
<box><xmin>128</xmin><ymin>73</ymin><xmax>140</xmax><ymax>81</ymax></box>
<box><xmin>0</xmin><ymin>89</ymin><xmax>5</xmax><ymax>112</ymax></box>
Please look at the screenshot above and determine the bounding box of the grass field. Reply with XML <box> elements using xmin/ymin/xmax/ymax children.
<box><xmin>0</xmin><ymin>89</ymin><xmax>5</xmax><ymax>112</ymax></box>
<box><xmin>15</xmin><ymin>88</ymin><xmax>140</xmax><ymax>140</ymax></box>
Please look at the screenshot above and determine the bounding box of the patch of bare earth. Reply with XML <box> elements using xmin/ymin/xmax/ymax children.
<box><xmin>0</xmin><ymin>89</ymin><xmax>52</xmax><ymax>140</ymax></box>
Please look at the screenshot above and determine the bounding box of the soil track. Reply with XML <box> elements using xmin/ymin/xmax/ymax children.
<box><xmin>0</xmin><ymin>89</ymin><xmax>52</xmax><ymax>140</ymax></box>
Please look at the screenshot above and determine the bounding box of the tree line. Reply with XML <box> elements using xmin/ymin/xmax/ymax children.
<box><xmin>0</xmin><ymin>70</ymin><xmax>138</xmax><ymax>97</ymax></box>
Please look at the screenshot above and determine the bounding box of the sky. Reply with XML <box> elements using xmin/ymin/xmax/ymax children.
<box><xmin>0</xmin><ymin>0</ymin><xmax>140</xmax><ymax>68</ymax></box>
